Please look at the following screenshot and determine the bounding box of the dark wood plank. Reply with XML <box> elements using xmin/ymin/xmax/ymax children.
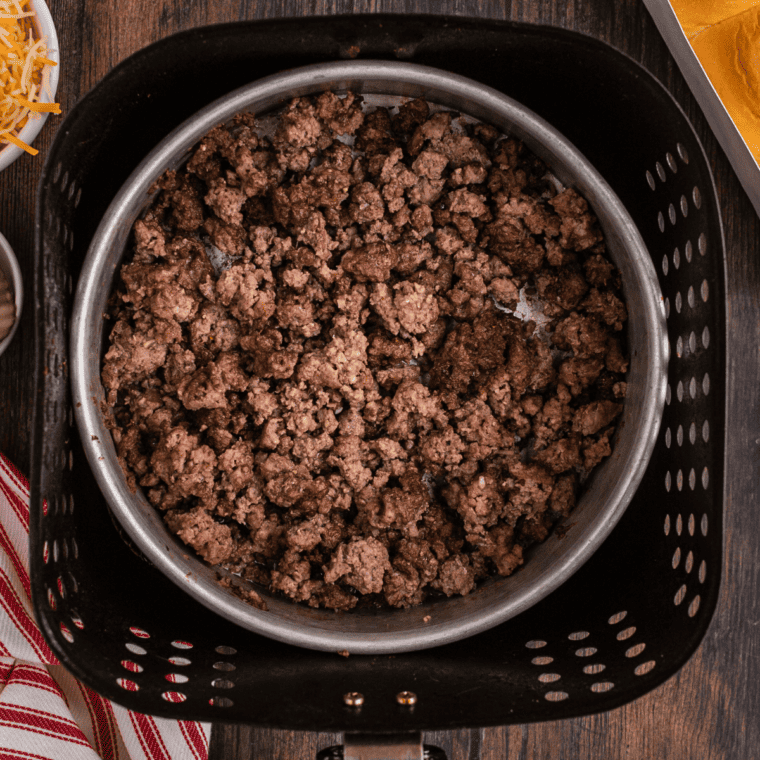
<box><xmin>1</xmin><ymin>0</ymin><xmax>758</xmax><ymax>758</ymax></box>
<box><xmin>208</xmin><ymin>726</ymin><xmax>342</xmax><ymax>760</ymax></box>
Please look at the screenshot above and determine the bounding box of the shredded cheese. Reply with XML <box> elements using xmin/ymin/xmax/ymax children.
<box><xmin>0</xmin><ymin>0</ymin><xmax>60</xmax><ymax>156</ymax></box>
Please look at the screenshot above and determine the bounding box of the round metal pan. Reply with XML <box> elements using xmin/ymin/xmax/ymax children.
<box><xmin>70</xmin><ymin>60</ymin><xmax>668</xmax><ymax>654</ymax></box>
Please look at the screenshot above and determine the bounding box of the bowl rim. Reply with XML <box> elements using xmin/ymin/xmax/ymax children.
<box><xmin>0</xmin><ymin>231</ymin><xmax>23</xmax><ymax>356</ymax></box>
<box><xmin>0</xmin><ymin>0</ymin><xmax>60</xmax><ymax>172</ymax></box>
<box><xmin>70</xmin><ymin>59</ymin><xmax>669</xmax><ymax>654</ymax></box>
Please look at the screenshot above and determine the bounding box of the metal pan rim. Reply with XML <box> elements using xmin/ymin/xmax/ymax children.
<box><xmin>71</xmin><ymin>60</ymin><xmax>667</xmax><ymax>654</ymax></box>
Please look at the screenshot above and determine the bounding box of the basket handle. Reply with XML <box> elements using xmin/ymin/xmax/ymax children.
<box><xmin>317</xmin><ymin>733</ymin><xmax>448</xmax><ymax>760</ymax></box>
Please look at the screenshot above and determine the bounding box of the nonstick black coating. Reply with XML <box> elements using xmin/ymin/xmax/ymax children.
<box><xmin>31</xmin><ymin>15</ymin><xmax>724</xmax><ymax>729</ymax></box>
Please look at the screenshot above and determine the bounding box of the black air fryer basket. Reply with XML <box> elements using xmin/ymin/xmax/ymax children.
<box><xmin>31</xmin><ymin>16</ymin><xmax>725</xmax><ymax>731</ymax></box>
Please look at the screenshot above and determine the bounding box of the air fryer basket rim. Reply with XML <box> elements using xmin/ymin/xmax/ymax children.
<box><xmin>31</xmin><ymin>15</ymin><xmax>724</xmax><ymax>728</ymax></box>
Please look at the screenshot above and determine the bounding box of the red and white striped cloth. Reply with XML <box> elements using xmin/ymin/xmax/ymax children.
<box><xmin>0</xmin><ymin>453</ymin><xmax>211</xmax><ymax>759</ymax></box>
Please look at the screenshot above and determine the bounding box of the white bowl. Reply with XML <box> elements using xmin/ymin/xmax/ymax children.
<box><xmin>0</xmin><ymin>0</ymin><xmax>60</xmax><ymax>172</ymax></box>
<box><xmin>0</xmin><ymin>232</ymin><xmax>22</xmax><ymax>357</ymax></box>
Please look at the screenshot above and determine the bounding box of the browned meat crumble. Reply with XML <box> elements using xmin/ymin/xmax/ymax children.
<box><xmin>102</xmin><ymin>93</ymin><xmax>628</xmax><ymax>612</ymax></box>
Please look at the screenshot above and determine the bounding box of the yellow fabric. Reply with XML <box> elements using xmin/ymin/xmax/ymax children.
<box><xmin>670</xmin><ymin>1</ymin><xmax>760</xmax><ymax>162</ymax></box>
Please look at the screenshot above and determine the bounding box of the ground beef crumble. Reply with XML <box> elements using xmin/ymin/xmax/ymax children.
<box><xmin>103</xmin><ymin>93</ymin><xmax>628</xmax><ymax>611</ymax></box>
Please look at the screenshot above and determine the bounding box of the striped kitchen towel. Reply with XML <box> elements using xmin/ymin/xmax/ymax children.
<box><xmin>0</xmin><ymin>452</ymin><xmax>211</xmax><ymax>759</ymax></box>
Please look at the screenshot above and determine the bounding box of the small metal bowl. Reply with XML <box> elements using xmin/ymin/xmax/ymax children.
<box><xmin>0</xmin><ymin>231</ymin><xmax>22</xmax><ymax>357</ymax></box>
<box><xmin>71</xmin><ymin>60</ymin><xmax>668</xmax><ymax>654</ymax></box>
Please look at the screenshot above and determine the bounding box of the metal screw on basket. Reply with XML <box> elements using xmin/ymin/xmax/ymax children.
<box><xmin>396</xmin><ymin>691</ymin><xmax>417</xmax><ymax>706</ymax></box>
<box><xmin>343</xmin><ymin>692</ymin><xmax>364</xmax><ymax>707</ymax></box>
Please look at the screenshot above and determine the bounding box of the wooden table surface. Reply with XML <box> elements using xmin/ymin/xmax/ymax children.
<box><xmin>1</xmin><ymin>1</ymin><xmax>758</xmax><ymax>758</ymax></box>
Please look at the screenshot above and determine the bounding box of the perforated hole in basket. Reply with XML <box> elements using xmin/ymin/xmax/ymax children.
<box><xmin>162</xmin><ymin>692</ymin><xmax>187</xmax><ymax>703</ymax></box>
<box><xmin>114</xmin><ymin>631</ymin><xmax>236</xmax><ymax>703</ymax></box>
<box><xmin>644</xmin><ymin>144</ymin><xmax>717</xmax><ymax>647</ymax></box>
<box><xmin>522</xmin><ymin>607</ymin><xmax>666</xmax><ymax>703</ymax></box>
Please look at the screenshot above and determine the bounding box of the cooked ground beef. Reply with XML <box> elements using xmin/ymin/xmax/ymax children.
<box><xmin>102</xmin><ymin>93</ymin><xmax>628</xmax><ymax>611</ymax></box>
